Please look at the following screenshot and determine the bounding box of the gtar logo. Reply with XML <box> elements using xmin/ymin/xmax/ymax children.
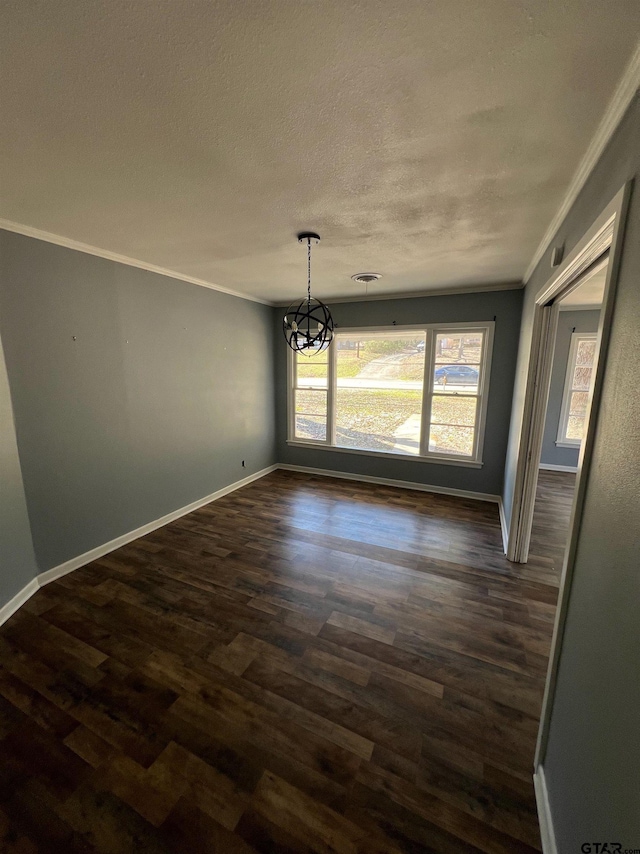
<box><xmin>581</xmin><ymin>845</ymin><xmax>622</xmax><ymax>853</ymax></box>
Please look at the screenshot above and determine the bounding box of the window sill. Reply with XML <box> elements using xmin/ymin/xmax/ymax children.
<box><xmin>555</xmin><ymin>440</ymin><xmax>581</xmax><ymax>448</ymax></box>
<box><xmin>286</xmin><ymin>440</ymin><xmax>483</xmax><ymax>468</ymax></box>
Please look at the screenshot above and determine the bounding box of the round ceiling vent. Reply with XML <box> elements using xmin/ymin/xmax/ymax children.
<box><xmin>351</xmin><ymin>272</ymin><xmax>382</xmax><ymax>284</ymax></box>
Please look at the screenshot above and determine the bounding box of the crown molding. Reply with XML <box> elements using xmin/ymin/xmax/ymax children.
<box><xmin>1</xmin><ymin>218</ymin><xmax>521</xmax><ymax>308</ymax></box>
<box><xmin>0</xmin><ymin>219</ymin><xmax>275</xmax><ymax>307</ymax></box>
<box><xmin>524</xmin><ymin>40</ymin><xmax>640</xmax><ymax>283</ymax></box>
<box><xmin>274</xmin><ymin>279</ymin><xmax>523</xmax><ymax>308</ymax></box>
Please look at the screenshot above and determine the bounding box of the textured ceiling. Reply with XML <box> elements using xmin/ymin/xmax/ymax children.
<box><xmin>1</xmin><ymin>1</ymin><xmax>639</xmax><ymax>304</ymax></box>
<box><xmin>561</xmin><ymin>264</ymin><xmax>607</xmax><ymax>308</ymax></box>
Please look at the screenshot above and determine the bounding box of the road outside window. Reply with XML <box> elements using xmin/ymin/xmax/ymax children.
<box><xmin>289</xmin><ymin>323</ymin><xmax>493</xmax><ymax>465</ymax></box>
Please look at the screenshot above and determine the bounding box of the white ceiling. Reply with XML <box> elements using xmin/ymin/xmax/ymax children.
<box><xmin>561</xmin><ymin>264</ymin><xmax>607</xmax><ymax>308</ymax></box>
<box><xmin>1</xmin><ymin>1</ymin><xmax>639</xmax><ymax>304</ymax></box>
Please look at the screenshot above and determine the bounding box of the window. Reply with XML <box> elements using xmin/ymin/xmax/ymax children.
<box><xmin>557</xmin><ymin>332</ymin><xmax>598</xmax><ymax>446</ymax></box>
<box><xmin>288</xmin><ymin>322</ymin><xmax>494</xmax><ymax>466</ymax></box>
<box><xmin>292</xmin><ymin>346</ymin><xmax>329</xmax><ymax>442</ymax></box>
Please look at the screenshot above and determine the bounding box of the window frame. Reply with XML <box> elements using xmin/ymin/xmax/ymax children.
<box><xmin>289</xmin><ymin>345</ymin><xmax>332</xmax><ymax>447</ymax></box>
<box><xmin>287</xmin><ymin>321</ymin><xmax>494</xmax><ymax>467</ymax></box>
<box><xmin>556</xmin><ymin>331</ymin><xmax>598</xmax><ymax>448</ymax></box>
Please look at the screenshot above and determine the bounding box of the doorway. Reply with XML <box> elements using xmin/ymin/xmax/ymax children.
<box><xmin>528</xmin><ymin>257</ymin><xmax>606</xmax><ymax>581</ymax></box>
<box><xmin>503</xmin><ymin>183</ymin><xmax>630</xmax><ymax>780</ymax></box>
<box><xmin>506</xmin><ymin>186</ymin><xmax>628</xmax><ymax>567</ymax></box>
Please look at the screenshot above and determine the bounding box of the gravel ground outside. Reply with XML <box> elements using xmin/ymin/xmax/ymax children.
<box><xmin>295</xmin><ymin>337</ymin><xmax>482</xmax><ymax>455</ymax></box>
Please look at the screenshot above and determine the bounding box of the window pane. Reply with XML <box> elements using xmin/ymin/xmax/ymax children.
<box><xmin>295</xmin><ymin>389</ymin><xmax>327</xmax><ymax>416</ymax></box>
<box><xmin>569</xmin><ymin>391</ymin><xmax>589</xmax><ymax>418</ymax></box>
<box><xmin>290</xmin><ymin>327</ymin><xmax>491</xmax><ymax>461</ymax></box>
<box><xmin>560</xmin><ymin>334</ymin><xmax>596</xmax><ymax>444</ymax></box>
<box><xmin>435</xmin><ymin>332</ymin><xmax>483</xmax><ymax>365</ymax></box>
<box><xmin>296</xmin><ymin>352</ymin><xmax>328</xmax><ymax>388</ymax></box>
<box><xmin>295</xmin><ymin>415</ymin><xmax>326</xmax><ymax>441</ymax></box>
<box><xmin>335</xmin><ymin>388</ymin><xmax>422</xmax><ymax>455</ymax></box>
<box><xmin>297</xmin><ymin>348</ymin><xmax>328</xmax><ymax>365</ymax></box>
<box><xmin>566</xmin><ymin>415</ymin><xmax>585</xmax><ymax>441</ymax></box>
<box><xmin>334</xmin><ymin>332</ymin><xmax>425</xmax><ymax>455</ymax></box>
<box><xmin>433</xmin><ymin>364</ymin><xmax>479</xmax><ymax>393</ymax></box>
<box><xmin>430</xmin><ymin>395</ymin><xmax>477</xmax><ymax>427</ymax></box>
<box><xmin>576</xmin><ymin>338</ymin><xmax>597</xmax><ymax>366</ymax></box>
<box><xmin>572</xmin><ymin>365</ymin><xmax>592</xmax><ymax>392</ymax></box>
<box><xmin>336</xmin><ymin>333</ymin><xmax>426</xmax><ymax>382</ymax></box>
<box><xmin>428</xmin><ymin>425</ymin><xmax>474</xmax><ymax>457</ymax></box>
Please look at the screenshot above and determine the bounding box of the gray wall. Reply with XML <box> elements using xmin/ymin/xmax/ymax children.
<box><xmin>503</xmin><ymin>93</ymin><xmax>640</xmax><ymax>850</ymax></box>
<box><xmin>0</xmin><ymin>325</ymin><xmax>38</xmax><ymax>605</ymax></box>
<box><xmin>275</xmin><ymin>288</ymin><xmax>523</xmax><ymax>496</ymax></box>
<box><xmin>540</xmin><ymin>309</ymin><xmax>600</xmax><ymax>469</ymax></box>
<box><xmin>0</xmin><ymin>231</ymin><xmax>276</xmax><ymax>573</ymax></box>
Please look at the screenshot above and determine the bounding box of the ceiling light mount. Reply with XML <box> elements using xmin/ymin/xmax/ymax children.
<box><xmin>351</xmin><ymin>272</ymin><xmax>382</xmax><ymax>284</ymax></box>
<box><xmin>297</xmin><ymin>231</ymin><xmax>321</xmax><ymax>246</ymax></box>
<box><xmin>283</xmin><ymin>232</ymin><xmax>334</xmax><ymax>355</ymax></box>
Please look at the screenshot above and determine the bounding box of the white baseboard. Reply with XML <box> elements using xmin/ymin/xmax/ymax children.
<box><xmin>0</xmin><ymin>578</ymin><xmax>40</xmax><ymax>627</ymax></box>
<box><xmin>38</xmin><ymin>465</ymin><xmax>278</xmax><ymax>587</ymax></box>
<box><xmin>1</xmin><ymin>461</ymin><xmax>502</xmax><ymax>626</ymax></box>
<box><xmin>0</xmin><ymin>465</ymin><xmax>278</xmax><ymax>626</ymax></box>
<box><xmin>534</xmin><ymin>766</ymin><xmax>558</xmax><ymax>854</ymax></box>
<box><xmin>498</xmin><ymin>498</ymin><xmax>509</xmax><ymax>554</ymax></box>
<box><xmin>539</xmin><ymin>463</ymin><xmax>578</xmax><ymax>473</ymax></box>
<box><xmin>277</xmin><ymin>463</ymin><xmax>501</xmax><ymax>504</ymax></box>
<box><xmin>0</xmin><ymin>466</ymin><xmax>278</xmax><ymax>623</ymax></box>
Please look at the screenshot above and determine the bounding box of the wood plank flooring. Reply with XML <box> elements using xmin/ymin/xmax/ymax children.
<box><xmin>529</xmin><ymin>470</ymin><xmax>576</xmax><ymax>581</ymax></box>
<box><xmin>0</xmin><ymin>470</ymin><xmax>560</xmax><ymax>853</ymax></box>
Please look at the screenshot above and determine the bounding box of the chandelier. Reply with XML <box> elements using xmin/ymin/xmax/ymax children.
<box><xmin>283</xmin><ymin>232</ymin><xmax>334</xmax><ymax>355</ymax></box>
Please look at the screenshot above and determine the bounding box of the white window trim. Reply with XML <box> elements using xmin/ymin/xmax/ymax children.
<box><xmin>556</xmin><ymin>332</ymin><xmax>598</xmax><ymax>447</ymax></box>
<box><xmin>287</xmin><ymin>321</ymin><xmax>494</xmax><ymax>467</ymax></box>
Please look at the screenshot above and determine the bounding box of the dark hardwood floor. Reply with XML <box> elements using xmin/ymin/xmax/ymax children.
<box><xmin>529</xmin><ymin>469</ymin><xmax>576</xmax><ymax>581</ymax></box>
<box><xmin>0</xmin><ymin>470</ymin><xmax>560</xmax><ymax>853</ymax></box>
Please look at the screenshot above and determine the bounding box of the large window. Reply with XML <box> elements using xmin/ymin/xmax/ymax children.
<box><xmin>557</xmin><ymin>332</ymin><xmax>598</xmax><ymax>446</ymax></box>
<box><xmin>289</xmin><ymin>323</ymin><xmax>494</xmax><ymax>465</ymax></box>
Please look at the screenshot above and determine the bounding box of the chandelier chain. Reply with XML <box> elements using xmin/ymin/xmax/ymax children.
<box><xmin>307</xmin><ymin>238</ymin><xmax>311</xmax><ymax>302</ymax></box>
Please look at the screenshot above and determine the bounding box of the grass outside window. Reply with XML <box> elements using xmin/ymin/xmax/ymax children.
<box><xmin>289</xmin><ymin>323</ymin><xmax>493</xmax><ymax>465</ymax></box>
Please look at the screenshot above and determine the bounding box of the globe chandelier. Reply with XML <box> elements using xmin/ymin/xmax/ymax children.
<box><xmin>283</xmin><ymin>232</ymin><xmax>334</xmax><ymax>355</ymax></box>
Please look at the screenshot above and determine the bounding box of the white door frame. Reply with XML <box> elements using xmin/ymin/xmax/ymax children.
<box><xmin>506</xmin><ymin>184</ymin><xmax>629</xmax><ymax>565</ymax></box>
<box><xmin>503</xmin><ymin>182</ymin><xmax>631</xmax><ymax>771</ymax></box>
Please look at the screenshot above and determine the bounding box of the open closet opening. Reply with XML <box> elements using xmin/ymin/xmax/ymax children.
<box><xmin>528</xmin><ymin>255</ymin><xmax>607</xmax><ymax>581</ymax></box>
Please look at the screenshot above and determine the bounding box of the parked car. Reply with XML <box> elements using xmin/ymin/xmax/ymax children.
<box><xmin>434</xmin><ymin>364</ymin><xmax>479</xmax><ymax>385</ymax></box>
